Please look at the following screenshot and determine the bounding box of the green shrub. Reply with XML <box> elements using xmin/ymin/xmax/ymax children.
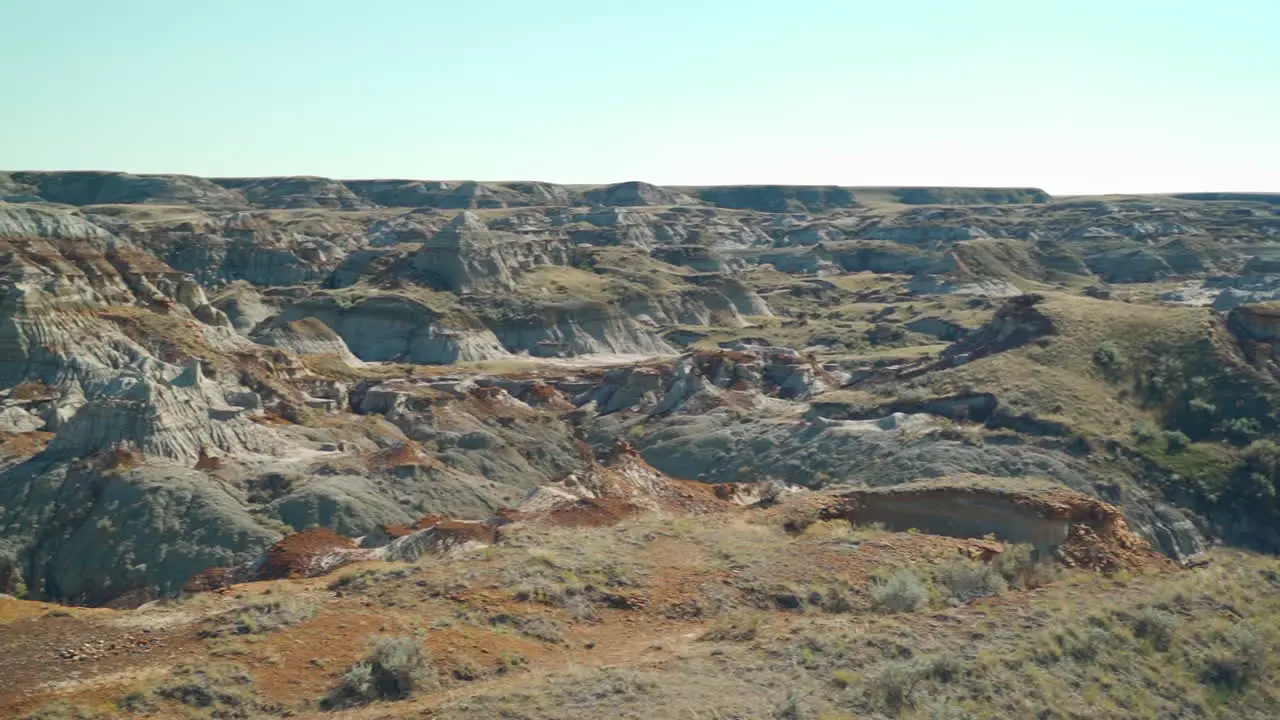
<box><xmin>1201</xmin><ymin>622</ymin><xmax>1271</xmax><ymax>692</ymax></box>
<box><xmin>20</xmin><ymin>702</ymin><xmax>107</xmax><ymax>720</ymax></box>
<box><xmin>814</xmin><ymin>584</ymin><xmax>856</xmax><ymax>613</ymax></box>
<box><xmin>869</xmin><ymin>569</ymin><xmax>928</xmax><ymax>613</ymax></box>
<box><xmin>489</xmin><ymin>613</ymin><xmax>566</xmax><ymax>644</ymax></box>
<box><xmin>1132</xmin><ymin>420</ymin><xmax>1161</xmax><ymax>443</ymax></box>
<box><xmin>154</xmin><ymin>664</ymin><xmax>256</xmax><ymax>714</ymax></box>
<box><xmin>867</xmin><ymin>660</ymin><xmax>922</xmax><ymax>712</ymax></box>
<box><xmin>323</xmin><ymin>636</ymin><xmax>436</xmax><ymax>709</ymax></box>
<box><xmin>496</xmin><ymin>651</ymin><xmax>529</xmax><ymax>674</ymax></box>
<box><xmin>116</xmin><ymin>690</ymin><xmax>158</xmax><ymax>715</ymax></box>
<box><xmin>993</xmin><ymin>543</ymin><xmax>1060</xmax><ymax>588</ymax></box>
<box><xmin>923</xmin><ymin>652</ymin><xmax>965</xmax><ymax>682</ymax></box>
<box><xmin>1128</xmin><ymin>607</ymin><xmax>1181</xmax><ymax>652</ymax></box>
<box><xmin>1162</xmin><ymin>430</ymin><xmax>1191</xmax><ymax>452</ymax></box>
<box><xmin>200</xmin><ymin>597</ymin><xmax>315</xmax><ymax>638</ymax></box>
<box><xmin>899</xmin><ymin>387</ymin><xmax>931</xmax><ymax>403</ymax></box>
<box><xmin>453</xmin><ymin>661</ymin><xmax>487</xmax><ymax>682</ymax></box>
<box><xmin>1093</xmin><ymin>341</ymin><xmax>1125</xmax><ymax>369</ymax></box>
<box><xmin>1218</xmin><ymin>417</ymin><xmax>1263</xmax><ymax>445</ymax></box>
<box><xmin>1063</xmin><ymin>627</ymin><xmax>1113</xmax><ymax>662</ymax></box>
<box><xmin>936</xmin><ymin>560</ymin><xmax>1006</xmax><ymax>603</ymax></box>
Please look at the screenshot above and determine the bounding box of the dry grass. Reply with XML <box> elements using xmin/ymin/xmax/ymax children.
<box><xmin>819</xmin><ymin>292</ymin><xmax>1216</xmax><ymax>443</ymax></box>
<box><xmin>9</xmin><ymin>510</ymin><xmax>1280</xmax><ymax>720</ymax></box>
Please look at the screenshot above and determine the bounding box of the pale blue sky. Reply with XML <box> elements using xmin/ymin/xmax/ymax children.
<box><xmin>2</xmin><ymin>0</ymin><xmax>1277</xmax><ymax>194</ymax></box>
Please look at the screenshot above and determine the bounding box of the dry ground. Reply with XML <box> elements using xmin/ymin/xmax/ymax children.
<box><xmin>5</xmin><ymin>507</ymin><xmax>1280</xmax><ymax>720</ymax></box>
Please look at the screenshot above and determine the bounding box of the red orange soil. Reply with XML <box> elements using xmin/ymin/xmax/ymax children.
<box><xmin>260</xmin><ymin>529</ymin><xmax>359</xmax><ymax>580</ymax></box>
<box><xmin>0</xmin><ymin>430</ymin><xmax>53</xmax><ymax>459</ymax></box>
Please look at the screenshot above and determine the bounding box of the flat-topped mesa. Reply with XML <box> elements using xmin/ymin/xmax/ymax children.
<box><xmin>693</xmin><ymin>185</ymin><xmax>858</xmax><ymax>213</ymax></box>
<box><xmin>892</xmin><ymin>187</ymin><xmax>1051</xmax><ymax>205</ymax></box>
<box><xmin>411</xmin><ymin>211</ymin><xmax>571</xmax><ymax>292</ymax></box>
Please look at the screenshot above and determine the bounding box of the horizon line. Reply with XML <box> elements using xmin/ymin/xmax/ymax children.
<box><xmin>5</xmin><ymin>169</ymin><xmax>1280</xmax><ymax>199</ymax></box>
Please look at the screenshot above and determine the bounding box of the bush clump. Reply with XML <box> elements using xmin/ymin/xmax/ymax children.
<box><xmin>869</xmin><ymin>569</ymin><xmax>928</xmax><ymax>613</ymax></box>
<box><xmin>323</xmin><ymin>636</ymin><xmax>436</xmax><ymax>709</ymax></box>
<box><xmin>1163</xmin><ymin>430</ymin><xmax>1191</xmax><ymax>452</ymax></box>
<box><xmin>1128</xmin><ymin>607</ymin><xmax>1181</xmax><ymax>652</ymax></box>
<box><xmin>867</xmin><ymin>660</ymin><xmax>923</xmax><ymax>712</ymax></box>
<box><xmin>700</xmin><ymin>615</ymin><xmax>762</xmax><ymax>642</ymax></box>
<box><xmin>993</xmin><ymin>543</ymin><xmax>1059</xmax><ymax>588</ymax></box>
<box><xmin>1093</xmin><ymin>341</ymin><xmax>1125</xmax><ymax>369</ymax></box>
<box><xmin>936</xmin><ymin>560</ymin><xmax>1006</xmax><ymax>604</ymax></box>
<box><xmin>154</xmin><ymin>664</ymin><xmax>257</xmax><ymax>714</ymax></box>
<box><xmin>200</xmin><ymin>597</ymin><xmax>315</xmax><ymax>638</ymax></box>
<box><xmin>1201</xmin><ymin>622</ymin><xmax>1271</xmax><ymax>692</ymax></box>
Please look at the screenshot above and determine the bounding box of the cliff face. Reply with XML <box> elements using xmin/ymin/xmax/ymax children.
<box><xmin>821</xmin><ymin>483</ymin><xmax>1176</xmax><ymax>571</ymax></box>
<box><xmin>1228</xmin><ymin>302</ymin><xmax>1280</xmax><ymax>371</ymax></box>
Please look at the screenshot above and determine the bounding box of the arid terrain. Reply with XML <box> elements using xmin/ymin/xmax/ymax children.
<box><xmin>3</xmin><ymin>172</ymin><xmax>1280</xmax><ymax>718</ymax></box>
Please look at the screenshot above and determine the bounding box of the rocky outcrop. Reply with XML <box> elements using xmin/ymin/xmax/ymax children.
<box><xmin>579</xmin><ymin>345</ymin><xmax>832</xmax><ymax>417</ymax></box>
<box><xmin>1228</xmin><ymin>302</ymin><xmax>1280</xmax><ymax>369</ymax></box>
<box><xmin>488</xmin><ymin>302</ymin><xmax>675</xmax><ymax>358</ymax></box>
<box><xmin>584</xmin><ymin>181</ymin><xmax>691</xmax><ymax>207</ymax></box>
<box><xmin>1085</xmin><ymin>247</ymin><xmax>1173</xmax><ymax>283</ymax></box>
<box><xmin>0</xmin><ymin>203</ymin><xmax>115</xmax><ymax>240</ymax></box>
<box><xmin>826</xmin><ymin>241</ymin><xmax>951</xmax><ymax>275</ymax></box>
<box><xmin>412</xmin><ymin>211</ymin><xmax>571</xmax><ymax>292</ymax></box>
<box><xmin>126</xmin><ymin>212</ymin><xmax>357</xmax><ymax>287</ymax></box>
<box><xmin>941</xmin><ymin>294</ymin><xmax>1054</xmax><ymax>365</ymax></box>
<box><xmin>7</xmin><ymin>170</ymin><xmax>1279</xmax><ymax>609</ymax></box>
<box><xmin>1</xmin><ymin>463</ymin><xmax>282</xmax><ymax>604</ymax></box>
<box><xmin>45</xmin><ymin>361</ymin><xmax>278</xmax><ymax>465</ymax></box>
<box><xmin>508</xmin><ymin>441</ymin><xmax>725</xmax><ymax>526</ymax></box>
<box><xmin>253</xmin><ymin>317</ymin><xmax>360</xmax><ymax>361</ymax></box>
<box><xmin>860</xmin><ymin>223</ymin><xmax>992</xmax><ymax>245</ymax></box>
<box><xmin>820</xmin><ymin>482</ymin><xmax>1176</xmax><ymax>571</ymax></box>
<box><xmin>272</xmin><ymin>294</ymin><xmax>509</xmax><ymax>364</ymax></box>
<box><xmin>211</xmin><ymin>282</ymin><xmax>279</xmax><ymax>334</ymax></box>
<box><xmin>210</xmin><ymin>176</ymin><xmax>371</xmax><ymax>209</ymax></box>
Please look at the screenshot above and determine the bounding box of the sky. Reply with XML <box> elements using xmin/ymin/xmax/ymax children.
<box><xmin>2</xmin><ymin>0</ymin><xmax>1278</xmax><ymax>195</ymax></box>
